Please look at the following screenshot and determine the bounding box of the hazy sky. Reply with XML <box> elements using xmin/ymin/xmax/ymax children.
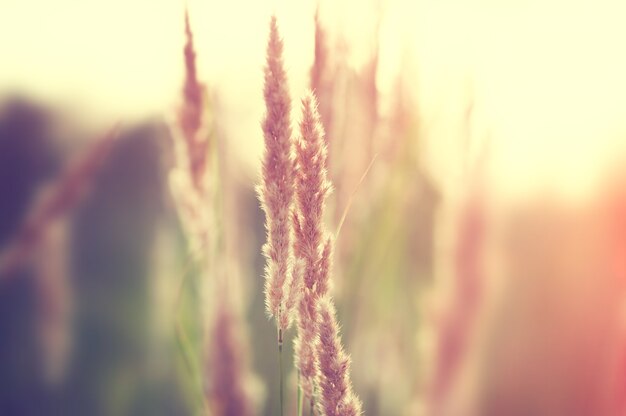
<box><xmin>2</xmin><ymin>0</ymin><xmax>626</xmax><ymax>199</ymax></box>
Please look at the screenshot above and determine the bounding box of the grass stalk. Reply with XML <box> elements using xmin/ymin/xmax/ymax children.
<box><xmin>297</xmin><ymin>371</ymin><xmax>303</xmax><ymax>416</ymax></box>
<box><xmin>278</xmin><ymin>328</ymin><xmax>284</xmax><ymax>416</ymax></box>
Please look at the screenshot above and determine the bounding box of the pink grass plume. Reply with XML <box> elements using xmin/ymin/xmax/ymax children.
<box><xmin>292</xmin><ymin>92</ymin><xmax>332</xmax><ymax>401</ymax></box>
<box><xmin>258</xmin><ymin>15</ymin><xmax>298</xmax><ymax>332</ymax></box>
<box><xmin>178</xmin><ymin>7</ymin><xmax>210</xmax><ymax>193</ymax></box>
<box><xmin>169</xmin><ymin>8</ymin><xmax>213</xmax><ymax>255</ymax></box>
<box><xmin>317</xmin><ymin>297</ymin><xmax>362</xmax><ymax>416</ymax></box>
<box><xmin>292</xmin><ymin>92</ymin><xmax>361</xmax><ymax>414</ymax></box>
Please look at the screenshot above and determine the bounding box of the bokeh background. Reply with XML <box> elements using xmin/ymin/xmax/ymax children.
<box><xmin>2</xmin><ymin>0</ymin><xmax>626</xmax><ymax>415</ymax></box>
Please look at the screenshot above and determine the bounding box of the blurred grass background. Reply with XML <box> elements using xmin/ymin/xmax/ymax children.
<box><xmin>2</xmin><ymin>1</ymin><xmax>626</xmax><ymax>415</ymax></box>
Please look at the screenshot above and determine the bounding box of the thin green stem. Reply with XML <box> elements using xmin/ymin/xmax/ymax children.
<box><xmin>279</xmin><ymin>328</ymin><xmax>284</xmax><ymax>416</ymax></box>
<box><xmin>297</xmin><ymin>371</ymin><xmax>303</xmax><ymax>416</ymax></box>
<box><xmin>310</xmin><ymin>386</ymin><xmax>318</xmax><ymax>416</ymax></box>
<box><xmin>175</xmin><ymin>320</ymin><xmax>209</xmax><ymax>415</ymax></box>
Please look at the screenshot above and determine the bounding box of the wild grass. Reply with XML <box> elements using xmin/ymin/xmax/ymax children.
<box><xmin>6</xmin><ymin>3</ymin><xmax>626</xmax><ymax>416</ymax></box>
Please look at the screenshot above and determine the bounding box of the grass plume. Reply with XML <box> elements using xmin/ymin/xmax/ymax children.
<box><xmin>258</xmin><ymin>15</ymin><xmax>299</xmax><ymax>332</ymax></box>
<box><xmin>317</xmin><ymin>298</ymin><xmax>362</xmax><ymax>416</ymax></box>
<box><xmin>292</xmin><ymin>92</ymin><xmax>361</xmax><ymax>414</ymax></box>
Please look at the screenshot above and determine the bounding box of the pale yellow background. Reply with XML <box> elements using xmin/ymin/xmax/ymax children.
<box><xmin>2</xmin><ymin>0</ymin><xmax>626</xmax><ymax>200</ymax></box>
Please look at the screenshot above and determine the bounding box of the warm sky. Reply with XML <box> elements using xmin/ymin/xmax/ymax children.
<box><xmin>2</xmin><ymin>0</ymin><xmax>626</xmax><ymax>200</ymax></box>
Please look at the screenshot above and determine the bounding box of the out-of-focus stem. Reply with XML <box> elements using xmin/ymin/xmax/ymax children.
<box><xmin>297</xmin><ymin>372</ymin><xmax>303</xmax><ymax>416</ymax></box>
<box><xmin>175</xmin><ymin>320</ymin><xmax>208</xmax><ymax>414</ymax></box>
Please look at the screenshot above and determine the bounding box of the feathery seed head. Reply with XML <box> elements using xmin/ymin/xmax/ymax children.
<box><xmin>316</xmin><ymin>237</ymin><xmax>332</xmax><ymax>296</ymax></box>
<box><xmin>316</xmin><ymin>298</ymin><xmax>362</xmax><ymax>416</ymax></box>
<box><xmin>291</xmin><ymin>91</ymin><xmax>334</xmax><ymax>402</ymax></box>
<box><xmin>181</xmin><ymin>9</ymin><xmax>202</xmax><ymax>138</ymax></box>
<box><xmin>293</xmin><ymin>92</ymin><xmax>332</xmax><ymax>289</ymax></box>
<box><xmin>337</xmin><ymin>394</ymin><xmax>363</xmax><ymax>416</ymax></box>
<box><xmin>177</xmin><ymin>8</ymin><xmax>210</xmax><ymax>193</ymax></box>
<box><xmin>259</xmin><ymin>15</ymin><xmax>297</xmax><ymax>326</ymax></box>
<box><xmin>280</xmin><ymin>258</ymin><xmax>304</xmax><ymax>331</ymax></box>
<box><xmin>169</xmin><ymin>8</ymin><xmax>215</xmax><ymax>255</ymax></box>
<box><xmin>294</xmin><ymin>286</ymin><xmax>321</xmax><ymax>398</ymax></box>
